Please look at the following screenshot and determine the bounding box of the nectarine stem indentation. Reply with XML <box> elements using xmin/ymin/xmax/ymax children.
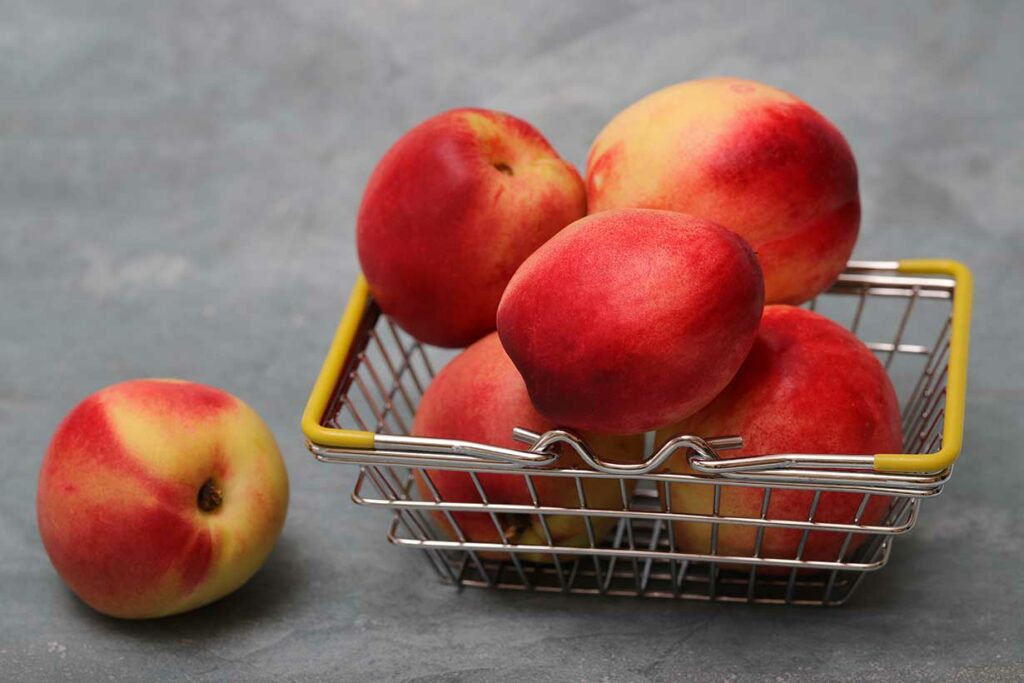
<box><xmin>197</xmin><ymin>478</ymin><xmax>223</xmax><ymax>513</ymax></box>
<box><xmin>493</xmin><ymin>162</ymin><xmax>514</xmax><ymax>176</ymax></box>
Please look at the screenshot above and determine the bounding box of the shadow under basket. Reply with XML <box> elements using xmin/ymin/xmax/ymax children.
<box><xmin>301</xmin><ymin>259</ymin><xmax>972</xmax><ymax>606</ymax></box>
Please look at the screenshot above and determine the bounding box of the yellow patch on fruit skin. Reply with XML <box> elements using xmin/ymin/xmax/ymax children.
<box><xmin>586</xmin><ymin>77</ymin><xmax>798</xmax><ymax>213</ymax></box>
<box><xmin>515</xmin><ymin>515</ymin><xmax>620</xmax><ymax>564</ymax></box>
<box><xmin>461</xmin><ymin>110</ymin><xmax>583</xmax><ymax>192</ymax></box>
<box><xmin>461</xmin><ymin>109</ymin><xmax>501</xmax><ymax>137</ymax></box>
<box><xmin>524</xmin><ymin>156</ymin><xmax>585</xmax><ymax>194</ymax></box>
<box><xmin>104</xmin><ymin>398</ymin><xmax>229</xmax><ymax>487</ymax></box>
<box><xmin>462</xmin><ymin>111</ymin><xmax>510</xmax><ymax>165</ymax></box>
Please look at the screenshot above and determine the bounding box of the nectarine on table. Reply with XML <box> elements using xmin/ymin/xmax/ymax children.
<box><xmin>658</xmin><ymin>306</ymin><xmax>903</xmax><ymax>569</ymax></box>
<box><xmin>497</xmin><ymin>208</ymin><xmax>764</xmax><ymax>435</ymax></box>
<box><xmin>37</xmin><ymin>379</ymin><xmax>289</xmax><ymax>619</ymax></box>
<box><xmin>411</xmin><ymin>333</ymin><xmax>644</xmax><ymax>561</ymax></box>
<box><xmin>357</xmin><ymin>108</ymin><xmax>586</xmax><ymax>348</ymax></box>
<box><xmin>587</xmin><ymin>77</ymin><xmax>859</xmax><ymax>305</ymax></box>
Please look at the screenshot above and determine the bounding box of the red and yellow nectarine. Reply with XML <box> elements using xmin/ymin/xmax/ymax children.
<box><xmin>587</xmin><ymin>77</ymin><xmax>859</xmax><ymax>305</ymax></box>
<box><xmin>412</xmin><ymin>333</ymin><xmax>643</xmax><ymax>561</ymax></box>
<box><xmin>658</xmin><ymin>306</ymin><xmax>902</xmax><ymax>568</ymax></box>
<box><xmin>357</xmin><ymin>108</ymin><xmax>586</xmax><ymax>348</ymax></box>
<box><xmin>37</xmin><ymin>379</ymin><xmax>289</xmax><ymax>618</ymax></box>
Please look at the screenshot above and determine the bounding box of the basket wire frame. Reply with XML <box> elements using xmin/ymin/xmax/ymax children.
<box><xmin>316</xmin><ymin>267</ymin><xmax>957</xmax><ymax>606</ymax></box>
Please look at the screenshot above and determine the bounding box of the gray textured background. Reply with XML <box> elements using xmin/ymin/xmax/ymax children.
<box><xmin>3</xmin><ymin>1</ymin><xmax>1023</xmax><ymax>681</ymax></box>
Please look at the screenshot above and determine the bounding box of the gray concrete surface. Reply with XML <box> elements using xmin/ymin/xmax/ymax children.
<box><xmin>3</xmin><ymin>1</ymin><xmax>1023</xmax><ymax>681</ymax></box>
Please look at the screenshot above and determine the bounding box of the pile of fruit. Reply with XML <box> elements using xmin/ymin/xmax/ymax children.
<box><xmin>358</xmin><ymin>78</ymin><xmax>903</xmax><ymax>566</ymax></box>
<box><xmin>35</xmin><ymin>77</ymin><xmax>905</xmax><ymax>621</ymax></box>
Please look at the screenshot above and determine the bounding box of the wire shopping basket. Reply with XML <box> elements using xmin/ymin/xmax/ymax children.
<box><xmin>301</xmin><ymin>259</ymin><xmax>972</xmax><ymax>605</ymax></box>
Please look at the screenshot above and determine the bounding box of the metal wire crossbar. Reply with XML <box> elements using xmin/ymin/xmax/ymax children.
<box><xmin>306</xmin><ymin>261</ymin><xmax>966</xmax><ymax>605</ymax></box>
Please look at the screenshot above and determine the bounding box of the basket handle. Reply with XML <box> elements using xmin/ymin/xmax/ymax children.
<box><xmin>873</xmin><ymin>259</ymin><xmax>973</xmax><ymax>473</ymax></box>
<box><xmin>512</xmin><ymin>427</ymin><xmax>743</xmax><ymax>474</ymax></box>
<box><xmin>301</xmin><ymin>275</ymin><xmax>377</xmax><ymax>450</ymax></box>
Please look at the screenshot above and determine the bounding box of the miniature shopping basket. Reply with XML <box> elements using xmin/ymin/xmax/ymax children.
<box><xmin>301</xmin><ymin>259</ymin><xmax>972</xmax><ymax>606</ymax></box>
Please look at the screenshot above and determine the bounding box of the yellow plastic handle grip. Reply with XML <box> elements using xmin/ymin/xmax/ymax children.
<box><xmin>300</xmin><ymin>275</ymin><xmax>376</xmax><ymax>449</ymax></box>
<box><xmin>874</xmin><ymin>260</ymin><xmax>973</xmax><ymax>472</ymax></box>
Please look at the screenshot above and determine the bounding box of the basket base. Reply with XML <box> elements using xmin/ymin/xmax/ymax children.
<box><xmin>390</xmin><ymin>509</ymin><xmax>891</xmax><ymax>606</ymax></box>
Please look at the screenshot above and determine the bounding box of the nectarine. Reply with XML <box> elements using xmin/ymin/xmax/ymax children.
<box><xmin>412</xmin><ymin>333</ymin><xmax>643</xmax><ymax>561</ymax></box>
<box><xmin>497</xmin><ymin>208</ymin><xmax>764</xmax><ymax>435</ymax></box>
<box><xmin>37</xmin><ymin>379</ymin><xmax>289</xmax><ymax>618</ymax></box>
<box><xmin>357</xmin><ymin>108</ymin><xmax>586</xmax><ymax>347</ymax></box>
<box><xmin>587</xmin><ymin>77</ymin><xmax>859</xmax><ymax>304</ymax></box>
<box><xmin>658</xmin><ymin>306</ymin><xmax>902</xmax><ymax>568</ymax></box>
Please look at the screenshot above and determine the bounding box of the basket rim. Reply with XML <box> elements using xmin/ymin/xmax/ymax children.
<box><xmin>300</xmin><ymin>259</ymin><xmax>973</xmax><ymax>476</ymax></box>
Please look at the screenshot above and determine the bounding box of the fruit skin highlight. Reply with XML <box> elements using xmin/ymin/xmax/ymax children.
<box><xmin>658</xmin><ymin>306</ymin><xmax>903</xmax><ymax>570</ymax></box>
<box><xmin>587</xmin><ymin>77</ymin><xmax>859</xmax><ymax>305</ymax></box>
<box><xmin>497</xmin><ymin>208</ymin><xmax>765</xmax><ymax>435</ymax></box>
<box><xmin>357</xmin><ymin>108</ymin><xmax>586</xmax><ymax>348</ymax></box>
<box><xmin>411</xmin><ymin>333</ymin><xmax>644</xmax><ymax>561</ymax></box>
<box><xmin>37</xmin><ymin>379</ymin><xmax>289</xmax><ymax>619</ymax></box>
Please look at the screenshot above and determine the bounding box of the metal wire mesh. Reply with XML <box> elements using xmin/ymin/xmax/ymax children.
<box><xmin>315</xmin><ymin>265</ymin><xmax>956</xmax><ymax>605</ymax></box>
